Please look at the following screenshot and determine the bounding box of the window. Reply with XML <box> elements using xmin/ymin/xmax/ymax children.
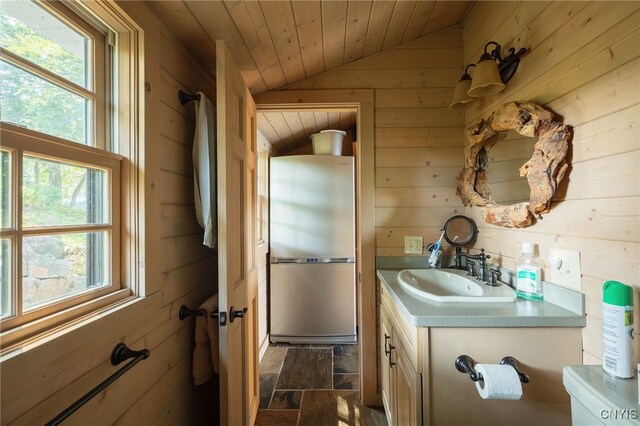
<box><xmin>0</xmin><ymin>0</ymin><xmax>138</xmax><ymax>342</ymax></box>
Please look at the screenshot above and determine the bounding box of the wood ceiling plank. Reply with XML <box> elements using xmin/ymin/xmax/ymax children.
<box><xmin>282</xmin><ymin>111</ymin><xmax>308</xmax><ymax>147</ymax></box>
<box><xmin>344</xmin><ymin>0</ymin><xmax>373</xmax><ymax>63</ymax></box>
<box><xmin>421</xmin><ymin>1</ymin><xmax>453</xmax><ymax>36</ymax></box>
<box><xmin>402</xmin><ymin>1</ymin><xmax>436</xmax><ymax>43</ymax></box>
<box><xmin>362</xmin><ymin>0</ymin><xmax>396</xmax><ymax>56</ymax></box>
<box><xmin>223</xmin><ymin>0</ymin><xmax>287</xmax><ymax>90</ymax></box>
<box><xmin>184</xmin><ymin>1</ymin><xmax>267</xmax><ymax>93</ymax></box>
<box><xmin>339</xmin><ymin>111</ymin><xmax>352</xmax><ymax>130</ymax></box>
<box><xmin>264</xmin><ymin>112</ymin><xmax>296</xmax><ymax>149</ymax></box>
<box><xmin>440</xmin><ymin>1</ymin><xmax>472</xmax><ymax>30</ymax></box>
<box><xmin>292</xmin><ymin>1</ymin><xmax>325</xmax><ymax>77</ymax></box>
<box><xmin>145</xmin><ymin>1</ymin><xmax>217</xmax><ymax>78</ymax></box>
<box><xmin>257</xmin><ymin>113</ymin><xmax>284</xmax><ymax>147</ymax></box>
<box><xmin>382</xmin><ymin>0</ymin><xmax>418</xmax><ymax>50</ymax></box>
<box><xmin>328</xmin><ymin>111</ymin><xmax>341</xmax><ymax>129</ymax></box>
<box><xmin>298</xmin><ymin>111</ymin><xmax>319</xmax><ymax>140</ymax></box>
<box><xmin>322</xmin><ymin>1</ymin><xmax>349</xmax><ymax>70</ymax></box>
<box><xmin>260</xmin><ymin>1</ymin><xmax>307</xmax><ymax>84</ymax></box>
<box><xmin>314</xmin><ymin>111</ymin><xmax>329</xmax><ymax>130</ymax></box>
<box><xmin>340</xmin><ymin>47</ymin><xmax>462</xmax><ymax>70</ymax></box>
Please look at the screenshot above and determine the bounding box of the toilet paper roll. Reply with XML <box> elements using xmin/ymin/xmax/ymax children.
<box><xmin>475</xmin><ymin>364</ymin><xmax>523</xmax><ymax>400</ymax></box>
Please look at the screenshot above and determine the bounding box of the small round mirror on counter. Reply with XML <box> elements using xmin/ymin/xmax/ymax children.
<box><xmin>442</xmin><ymin>215</ymin><xmax>478</xmax><ymax>247</ymax></box>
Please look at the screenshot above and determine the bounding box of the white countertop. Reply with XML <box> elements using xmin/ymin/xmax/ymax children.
<box><xmin>377</xmin><ymin>268</ymin><xmax>586</xmax><ymax>328</ymax></box>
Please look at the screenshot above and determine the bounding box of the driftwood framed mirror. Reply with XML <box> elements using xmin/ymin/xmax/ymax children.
<box><xmin>456</xmin><ymin>101</ymin><xmax>571</xmax><ymax>228</ymax></box>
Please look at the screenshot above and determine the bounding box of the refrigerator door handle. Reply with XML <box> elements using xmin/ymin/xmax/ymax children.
<box><xmin>270</xmin><ymin>257</ymin><xmax>355</xmax><ymax>264</ymax></box>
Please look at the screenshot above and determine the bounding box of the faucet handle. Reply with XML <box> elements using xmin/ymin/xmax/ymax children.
<box><xmin>466</xmin><ymin>260</ymin><xmax>477</xmax><ymax>277</ymax></box>
<box><xmin>487</xmin><ymin>268</ymin><xmax>502</xmax><ymax>286</ymax></box>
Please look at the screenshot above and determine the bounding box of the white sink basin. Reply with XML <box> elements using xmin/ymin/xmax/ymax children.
<box><xmin>397</xmin><ymin>269</ymin><xmax>516</xmax><ymax>303</ymax></box>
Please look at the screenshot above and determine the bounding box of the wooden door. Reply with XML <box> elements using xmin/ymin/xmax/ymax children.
<box><xmin>216</xmin><ymin>39</ymin><xmax>258</xmax><ymax>426</ymax></box>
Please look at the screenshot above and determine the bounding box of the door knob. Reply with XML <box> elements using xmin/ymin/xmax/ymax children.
<box><xmin>229</xmin><ymin>306</ymin><xmax>248</xmax><ymax>323</ymax></box>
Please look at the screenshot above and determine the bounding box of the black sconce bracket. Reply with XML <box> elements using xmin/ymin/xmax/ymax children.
<box><xmin>484</xmin><ymin>41</ymin><xmax>527</xmax><ymax>84</ymax></box>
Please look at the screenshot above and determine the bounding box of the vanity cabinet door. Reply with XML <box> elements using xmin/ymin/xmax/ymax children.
<box><xmin>380</xmin><ymin>305</ymin><xmax>393</xmax><ymax>423</ymax></box>
<box><xmin>392</xmin><ymin>337</ymin><xmax>421</xmax><ymax>426</ymax></box>
<box><xmin>380</xmin><ymin>288</ymin><xmax>422</xmax><ymax>426</ymax></box>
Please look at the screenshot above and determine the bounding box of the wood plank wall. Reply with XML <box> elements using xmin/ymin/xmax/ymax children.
<box><xmin>0</xmin><ymin>3</ymin><xmax>219</xmax><ymax>424</ymax></box>
<box><xmin>461</xmin><ymin>1</ymin><xmax>640</xmax><ymax>364</ymax></box>
<box><xmin>281</xmin><ymin>27</ymin><xmax>465</xmax><ymax>403</ymax></box>
<box><xmin>286</xmin><ymin>27</ymin><xmax>466</xmax><ymax>256</ymax></box>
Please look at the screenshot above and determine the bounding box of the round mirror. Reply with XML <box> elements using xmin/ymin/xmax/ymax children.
<box><xmin>443</xmin><ymin>215</ymin><xmax>478</xmax><ymax>247</ymax></box>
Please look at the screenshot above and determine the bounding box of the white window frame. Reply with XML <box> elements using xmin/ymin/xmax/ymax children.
<box><xmin>0</xmin><ymin>0</ymin><xmax>143</xmax><ymax>350</ymax></box>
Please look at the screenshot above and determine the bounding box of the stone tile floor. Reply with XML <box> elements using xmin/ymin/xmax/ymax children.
<box><xmin>255</xmin><ymin>343</ymin><xmax>387</xmax><ymax>426</ymax></box>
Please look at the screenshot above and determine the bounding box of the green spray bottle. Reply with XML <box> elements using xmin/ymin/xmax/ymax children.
<box><xmin>602</xmin><ymin>281</ymin><xmax>634</xmax><ymax>378</ymax></box>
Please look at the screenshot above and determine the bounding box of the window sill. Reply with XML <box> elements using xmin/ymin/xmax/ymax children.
<box><xmin>0</xmin><ymin>289</ymin><xmax>151</xmax><ymax>358</ymax></box>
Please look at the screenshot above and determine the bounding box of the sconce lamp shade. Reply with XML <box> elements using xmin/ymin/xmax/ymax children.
<box><xmin>467</xmin><ymin>54</ymin><xmax>505</xmax><ymax>98</ymax></box>
<box><xmin>449</xmin><ymin>64</ymin><xmax>477</xmax><ymax>110</ymax></box>
<box><xmin>450</xmin><ymin>77</ymin><xmax>476</xmax><ymax>110</ymax></box>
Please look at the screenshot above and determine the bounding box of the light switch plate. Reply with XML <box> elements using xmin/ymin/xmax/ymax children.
<box><xmin>549</xmin><ymin>249</ymin><xmax>582</xmax><ymax>291</ymax></box>
<box><xmin>404</xmin><ymin>236</ymin><xmax>423</xmax><ymax>254</ymax></box>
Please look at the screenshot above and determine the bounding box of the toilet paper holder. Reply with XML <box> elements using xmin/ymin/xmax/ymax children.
<box><xmin>455</xmin><ymin>355</ymin><xmax>530</xmax><ymax>384</ymax></box>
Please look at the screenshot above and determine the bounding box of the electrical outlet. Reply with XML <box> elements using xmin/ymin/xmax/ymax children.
<box><xmin>404</xmin><ymin>236</ymin><xmax>423</xmax><ymax>254</ymax></box>
<box><xmin>549</xmin><ymin>249</ymin><xmax>581</xmax><ymax>290</ymax></box>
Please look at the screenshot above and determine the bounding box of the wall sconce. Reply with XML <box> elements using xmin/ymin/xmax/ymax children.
<box><xmin>450</xmin><ymin>41</ymin><xmax>526</xmax><ymax>109</ymax></box>
<box><xmin>449</xmin><ymin>64</ymin><xmax>477</xmax><ymax>110</ymax></box>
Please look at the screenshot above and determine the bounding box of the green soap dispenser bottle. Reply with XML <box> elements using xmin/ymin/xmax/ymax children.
<box><xmin>602</xmin><ymin>281</ymin><xmax>634</xmax><ymax>378</ymax></box>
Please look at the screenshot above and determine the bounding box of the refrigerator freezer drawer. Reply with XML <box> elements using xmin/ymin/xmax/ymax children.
<box><xmin>270</xmin><ymin>263</ymin><xmax>356</xmax><ymax>343</ymax></box>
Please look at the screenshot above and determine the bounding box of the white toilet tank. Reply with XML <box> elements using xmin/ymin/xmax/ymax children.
<box><xmin>563</xmin><ymin>365</ymin><xmax>639</xmax><ymax>425</ymax></box>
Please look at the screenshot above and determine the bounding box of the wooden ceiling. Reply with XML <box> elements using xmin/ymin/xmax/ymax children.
<box><xmin>146</xmin><ymin>1</ymin><xmax>472</xmax><ymax>95</ymax></box>
<box><xmin>258</xmin><ymin>109</ymin><xmax>356</xmax><ymax>153</ymax></box>
<box><xmin>147</xmin><ymin>1</ymin><xmax>471</xmax><ymax>152</ymax></box>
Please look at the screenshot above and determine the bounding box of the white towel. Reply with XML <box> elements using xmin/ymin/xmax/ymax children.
<box><xmin>192</xmin><ymin>294</ymin><xmax>219</xmax><ymax>385</ymax></box>
<box><xmin>193</xmin><ymin>92</ymin><xmax>216</xmax><ymax>248</ymax></box>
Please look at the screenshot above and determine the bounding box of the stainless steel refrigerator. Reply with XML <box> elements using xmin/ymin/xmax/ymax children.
<box><xmin>269</xmin><ymin>155</ymin><xmax>356</xmax><ymax>344</ymax></box>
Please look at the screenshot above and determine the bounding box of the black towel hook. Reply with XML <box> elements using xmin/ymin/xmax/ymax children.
<box><xmin>178</xmin><ymin>90</ymin><xmax>201</xmax><ymax>105</ymax></box>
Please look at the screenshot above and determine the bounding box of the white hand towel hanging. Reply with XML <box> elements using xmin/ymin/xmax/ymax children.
<box><xmin>193</xmin><ymin>92</ymin><xmax>217</xmax><ymax>248</ymax></box>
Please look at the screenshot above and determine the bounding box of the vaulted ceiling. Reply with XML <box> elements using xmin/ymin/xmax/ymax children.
<box><xmin>146</xmin><ymin>1</ymin><xmax>472</xmax><ymax>95</ymax></box>
<box><xmin>147</xmin><ymin>1</ymin><xmax>471</xmax><ymax>152</ymax></box>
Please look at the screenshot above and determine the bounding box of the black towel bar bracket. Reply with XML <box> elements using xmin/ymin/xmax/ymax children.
<box><xmin>180</xmin><ymin>304</ymin><xmax>224</xmax><ymax>324</ymax></box>
<box><xmin>178</xmin><ymin>90</ymin><xmax>200</xmax><ymax>105</ymax></box>
<box><xmin>46</xmin><ymin>343</ymin><xmax>149</xmax><ymax>426</ymax></box>
<box><xmin>455</xmin><ymin>354</ymin><xmax>529</xmax><ymax>384</ymax></box>
<box><xmin>179</xmin><ymin>305</ymin><xmax>206</xmax><ymax>320</ymax></box>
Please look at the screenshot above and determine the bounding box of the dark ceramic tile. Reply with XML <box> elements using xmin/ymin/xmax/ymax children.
<box><xmin>254</xmin><ymin>409</ymin><xmax>299</xmax><ymax>426</ymax></box>
<box><xmin>333</xmin><ymin>344</ymin><xmax>359</xmax><ymax>374</ymax></box>
<box><xmin>298</xmin><ymin>390</ymin><xmax>388</xmax><ymax>426</ymax></box>
<box><xmin>333</xmin><ymin>374</ymin><xmax>360</xmax><ymax>390</ymax></box>
<box><xmin>276</xmin><ymin>348</ymin><xmax>332</xmax><ymax>390</ymax></box>
<box><xmin>260</xmin><ymin>347</ymin><xmax>288</xmax><ymax>375</ymax></box>
<box><xmin>269</xmin><ymin>390</ymin><xmax>303</xmax><ymax>409</ymax></box>
<box><xmin>259</xmin><ymin>374</ymin><xmax>278</xmax><ymax>409</ymax></box>
<box><xmin>333</xmin><ymin>344</ymin><xmax>359</xmax><ymax>357</ymax></box>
